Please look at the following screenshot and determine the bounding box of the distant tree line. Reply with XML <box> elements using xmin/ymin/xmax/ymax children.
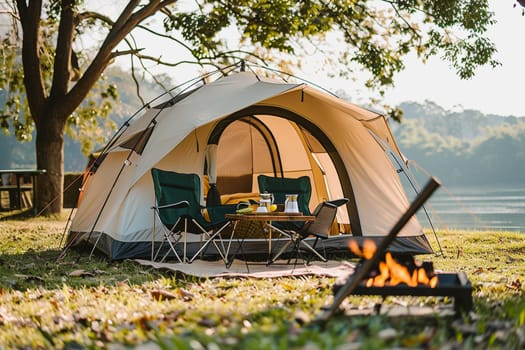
<box><xmin>394</xmin><ymin>101</ymin><xmax>525</xmax><ymax>186</ymax></box>
<box><xmin>2</xmin><ymin>74</ymin><xmax>523</xmax><ymax>189</ymax></box>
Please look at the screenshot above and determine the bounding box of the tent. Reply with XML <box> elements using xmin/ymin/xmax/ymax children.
<box><xmin>67</xmin><ymin>70</ymin><xmax>434</xmax><ymax>260</ymax></box>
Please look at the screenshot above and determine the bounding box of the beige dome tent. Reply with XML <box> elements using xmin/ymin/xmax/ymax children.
<box><xmin>67</xmin><ymin>70</ymin><xmax>434</xmax><ymax>260</ymax></box>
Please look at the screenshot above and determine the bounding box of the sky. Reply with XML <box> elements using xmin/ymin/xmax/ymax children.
<box><xmin>93</xmin><ymin>1</ymin><xmax>525</xmax><ymax>117</ymax></box>
<box><xmin>297</xmin><ymin>1</ymin><xmax>525</xmax><ymax>117</ymax></box>
<box><xmin>140</xmin><ymin>1</ymin><xmax>524</xmax><ymax>117</ymax></box>
<box><xmin>3</xmin><ymin>1</ymin><xmax>521</xmax><ymax>117</ymax></box>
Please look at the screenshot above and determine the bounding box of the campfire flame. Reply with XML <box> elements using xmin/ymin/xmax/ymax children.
<box><xmin>349</xmin><ymin>239</ymin><xmax>438</xmax><ymax>288</ymax></box>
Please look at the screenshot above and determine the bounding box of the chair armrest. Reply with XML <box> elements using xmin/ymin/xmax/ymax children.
<box><xmin>151</xmin><ymin>200</ymin><xmax>189</xmax><ymax>210</ymax></box>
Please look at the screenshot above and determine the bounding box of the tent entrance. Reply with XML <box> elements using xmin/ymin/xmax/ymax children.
<box><xmin>207</xmin><ymin>106</ymin><xmax>358</xmax><ymax>235</ymax></box>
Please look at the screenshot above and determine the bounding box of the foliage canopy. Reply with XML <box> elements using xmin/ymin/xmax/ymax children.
<box><xmin>0</xmin><ymin>0</ymin><xmax>498</xmax><ymax>213</ymax></box>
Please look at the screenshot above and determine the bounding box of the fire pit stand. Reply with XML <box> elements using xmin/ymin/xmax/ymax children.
<box><xmin>315</xmin><ymin>177</ymin><xmax>451</xmax><ymax>324</ymax></box>
<box><xmin>333</xmin><ymin>271</ymin><xmax>473</xmax><ymax>315</ymax></box>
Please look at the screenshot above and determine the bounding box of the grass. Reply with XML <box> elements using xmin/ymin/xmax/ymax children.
<box><xmin>0</xmin><ymin>213</ymin><xmax>524</xmax><ymax>349</ymax></box>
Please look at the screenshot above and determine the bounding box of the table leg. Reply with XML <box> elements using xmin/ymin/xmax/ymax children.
<box><xmin>225</xmin><ymin>220</ymin><xmax>238</xmax><ymax>266</ymax></box>
<box><xmin>266</xmin><ymin>223</ymin><xmax>294</xmax><ymax>265</ymax></box>
<box><xmin>15</xmin><ymin>174</ymin><xmax>22</xmax><ymax>210</ymax></box>
<box><xmin>268</xmin><ymin>221</ymin><xmax>272</xmax><ymax>257</ymax></box>
<box><xmin>31</xmin><ymin>174</ymin><xmax>37</xmax><ymax>216</ymax></box>
<box><xmin>224</xmin><ymin>221</ymin><xmax>249</xmax><ymax>272</ymax></box>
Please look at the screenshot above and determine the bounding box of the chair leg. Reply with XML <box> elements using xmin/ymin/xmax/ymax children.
<box><xmin>224</xmin><ymin>221</ymin><xmax>237</xmax><ymax>266</ymax></box>
<box><xmin>269</xmin><ymin>239</ymin><xmax>293</xmax><ymax>264</ymax></box>
<box><xmin>286</xmin><ymin>237</ymin><xmax>303</xmax><ymax>267</ymax></box>
<box><xmin>316</xmin><ymin>237</ymin><xmax>328</xmax><ymax>263</ymax></box>
<box><xmin>154</xmin><ymin>228</ymin><xmax>183</xmax><ymax>263</ymax></box>
<box><xmin>183</xmin><ymin>219</ymin><xmax>189</xmax><ymax>263</ymax></box>
<box><xmin>272</xmin><ymin>234</ymin><xmax>327</xmax><ymax>266</ymax></box>
<box><xmin>188</xmin><ymin>221</ymin><xmax>230</xmax><ymax>264</ymax></box>
<box><xmin>152</xmin><ymin>212</ymin><xmax>183</xmax><ymax>263</ymax></box>
<box><xmin>212</xmin><ymin>224</ymin><xmax>231</xmax><ymax>263</ymax></box>
<box><xmin>229</xmin><ymin>237</ymin><xmax>250</xmax><ymax>272</ymax></box>
<box><xmin>304</xmin><ymin>236</ymin><xmax>320</xmax><ymax>265</ymax></box>
<box><xmin>213</xmin><ymin>223</ymin><xmax>231</xmax><ymax>262</ymax></box>
<box><xmin>162</xmin><ymin>233</ymin><xmax>183</xmax><ymax>263</ymax></box>
<box><xmin>267</xmin><ymin>224</ymin><xmax>294</xmax><ymax>265</ymax></box>
<box><xmin>299</xmin><ymin>238</ymin><xmax>327</xmax><ymax>263</ymax></box>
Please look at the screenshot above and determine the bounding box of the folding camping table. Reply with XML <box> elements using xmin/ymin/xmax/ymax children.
<box><xmin>224</xmin><ymin>212</ymin><xmax>315</xmax><ymax>265</ymax></box>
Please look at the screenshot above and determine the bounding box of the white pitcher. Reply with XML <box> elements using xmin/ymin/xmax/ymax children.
<box><xmin>284</xmin><ymin>194</ymin><xmax>299</xmax><ymax>213</ymax></box>
<box><xmin>258</xmin><ymin>192</ymin><xmax>274</xmax><ymax>213</ymax></box>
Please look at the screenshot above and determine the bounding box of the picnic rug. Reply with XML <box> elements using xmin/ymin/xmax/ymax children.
<box><xmin>135</xmin><ymin>259</ymin><xmax>356</xmax><ymax>279</ymax></box>
<box><xmin>133</xmin><ymin>260</ymin><xmax>459</xmax><ymax>316</ymax></box>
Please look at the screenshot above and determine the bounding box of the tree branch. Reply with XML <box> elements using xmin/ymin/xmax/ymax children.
<box><xmin>135</xmin><ymin>22</ymin><xmax>195</xmax><ymax>57</ymax></box>
<box><xmin>128</xmin><ymin>50</ymin><xmax>146</xmax><ymax>107</ymax></box>
<box><xmin>76</xmin><ymin>11</ymin><xmax>196</xmax><ymax>61</ymax></box>
<box><xmin>108</xmin><ymin>0</ymin><xmax>142</xmax><ymax>35</ymax></box>
<box><xmin>76</xmin><ymin>10</ymin><xmax>113</xmax><ymax>26</ymax></box>
<box><xmin>64</xmin><ymin>0</ymin><xmax>177</xmax><ymax>120</ymax></box>
<box><xmin>0</xmin><ymin>4</ymin><xmax>20</xmax><ymax>20</ymax></box>
<box><xmin>111</xmin><ymin>48</ymin><xmax>143</xmax><ymax>58</ymax></box>
<box><xmin>126</xmin><ymin>47</ymin><xmax>267</xmax><ymax>73</ymax></box>
<box><xmin>383</xmin><ymin>0</ymin><xmax>423</xmax><ymax>43</ymax></box>
<box><xmin>123</xmin><ymin>34</ymin><xmax>167</xmax><ymax>105</ymax></box>
<box><xmin>382</xmin><ymin>0</ymin><xmax>433</xmax><ymax>18</ymax></box>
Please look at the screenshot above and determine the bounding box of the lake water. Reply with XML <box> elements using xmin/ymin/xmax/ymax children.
<box><xmin>415</xmin><ymin>186</ymin><xmax>525</xmax><ymax>232</ymax></box>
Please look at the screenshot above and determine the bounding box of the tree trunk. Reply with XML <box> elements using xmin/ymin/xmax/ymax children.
<box><xmin>35</xmin><ymin>116</ymin><xmax>65</xmax><ymax>215</ymax></box>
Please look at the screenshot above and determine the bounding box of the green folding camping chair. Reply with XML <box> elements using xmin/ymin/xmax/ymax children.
<box><xmin>257</xmin><ymin>175</ymin><xmax>312</xmax><ymax>215</ymax></box>
<box><xmin>151</xmin><ymin>168</ymin><xmax>235</xmax><ymax>264</ymax></box>
<box><xmin>257</xmin><ymin>175</ymin><xmax>312</xmax><ymax>230</ymax></box>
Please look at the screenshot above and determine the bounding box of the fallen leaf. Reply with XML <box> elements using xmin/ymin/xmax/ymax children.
<box><xmin>49</xmin><ymin>299</ymin><xmax>60</xmax><ymax>310</ymax></box>
<box><xmin>280</xmin><ymin>282</ymin><xmax>295</xmax><ymax>291</ymax></box>
<box><xmin>150</xmin><ymin>289</ymin><xmax>177</xmax><ymax>301</ymax></box>
<box><xmin>177</xmin><ymin>288</ymin><xmax>194</xmax><ymax>301</ymax></box>
<box><xmin>69</xmin><ymin>269</ymin><xmax>95</xmax><ymax>277</ymax></box>
<box><xmin>505</xmin><ymin>279</ymin><xmax>522</xmax><ymax>290</ymax></box>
